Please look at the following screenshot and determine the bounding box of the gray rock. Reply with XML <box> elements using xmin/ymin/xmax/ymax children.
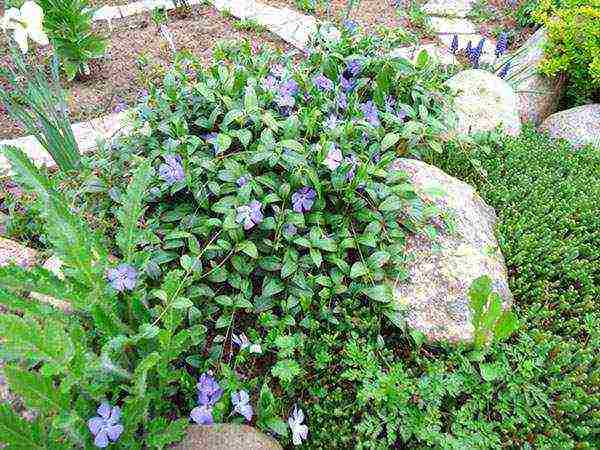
<box><xmin>390</xmin><ymin>159</ymin><xmax>513</xmax><ymax>343</ymax></box>
<box><xmin>429</xmin><ymin>17</ymin><xmax>477</xmax><ymax>34</ymax></box>
<box><xmin>422</xmin><ymin>0</ymin><xmax>475</xmax><ymax>17</ymax></box>
<box><xmin>446</xmin><ymin>69</ymin><xmax>521</xmax><ymax>136</ymax></box>
<box><xmin>501</xmin><ymin>27</ymin><xmax>564</xmax><ymax>125</ymax></box>
<box><xmin>540</xmin><ymin>104</ymin><xmax>600</xmax><ymax>149</ymax></box>
<box><xmin>390</xmin><ymin>43</ymin><xmax>455</xmax><ymax>66</ymax></box>
<box><xmin>174</xmin><ymin>424</ymin><xmax>282</xmax><ymax>450</ymax></box>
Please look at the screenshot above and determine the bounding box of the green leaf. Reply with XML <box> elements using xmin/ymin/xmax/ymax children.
<box><xmin>244</xmin><ymin>85</ymin><xmax>259</xmax><ymax>114</ymax></box>
<box><xmin>238</xmin><ymin>241</ymin><xmax>258</xmax><ymax>258</ymax></box>
<box><xmin>279</xmin><ymin>139</ymin><xmax>304</xmax><ymax>152</ymax></box>
<box><xmin>379</xmin><ymin>195</ymin><xmax>403</xmax><ymax>211</ymax></box>
<box><xmin>3</xmin><ymin>366</ymin><xmax>65</xmax><ymax>413</ymax></box>
<box><xmin>480</xmin><ymin>362</ymin><xmax>504</xmax><ymax>382</ymax></box>
<box><xmin>271</xmin><ymin>359</ymin><xmax>302</xmax><ymax>384</ymax></box>
<box><xmin>116</xmin><ymin>159</ymin><xmax>154</xmax><ymax>261</ymax></box>
<box><xmin>172</xmin><ymin>298</ymin><xmax>194</xmax><ymax>309</ymax></box>
<box><xmin>362</xmin><ymin>284</ymin><xmax>393</xmax><ymax>302</ymax></box>
<box><xmin>221</xmin><ymin>109</ymin><xmax>244</xmax><ymax>129</ymax></box>
<box><xmin>132</xmin><ymin>352</ymin><xmax>160</xmax><ymax>397</ymax></box>
<box><xmin>309</xmin><ymin>248</ymin><xmax>322</xmax><ymax>267</ymax></box>
<box><xmin>368</xmin><ymin>251</ymin><xmax>390</xmax><ymax>268</ymax></box>
<box><xmin>262</xmin><ymin>278</ymin><xmax>285</xmax><ymax>297</ymax></box>
<box><xmin>350</xmin><ymin>261</ymin><xmax>368</xmax><ymax>279</ymax></box>
<box><xmin>216</xmin><ymin>133</ymin><xmax>232</xmax><ymax>154</ymax></box>
<box><xmin>381</xmin><ymin>132</ymin><xmax>400</xmax><ymax>151</ymax></box>
<box><xmin>0</xmin><ymin>404</ymin><xmax>46</xmax><ymax>450</ymax></box>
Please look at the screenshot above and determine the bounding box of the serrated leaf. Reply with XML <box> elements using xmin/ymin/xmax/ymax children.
<box><xmin>379</xmin><ymin>195</ymin><xmax>403</xmax><ymax>211</ymax></box>
<box><xmin>4</xmin><ymin>366</ymin><xmax>65</xmax><ymax>413</ymax></box>
<box><xmin>271</xmin><ymin>359</ymin><xmax>301</xmax><ymax>384</ymax></box>
<box><xmin>0</xmin><ymin>404</ymin><xmax>46</xmax><ymax>449</ymax></box>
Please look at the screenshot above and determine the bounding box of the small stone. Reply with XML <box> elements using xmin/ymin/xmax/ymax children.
<box><xmin>174</xmin><ymin>424</ymin><xmax>283</xmax><ymax>450</ymax></box>
<box><xmin>389</xmin><ymin>159</ymin><xmax>513</xmax><ymax>343</ymax></box>
<box><xmin>428</xmin><ymin>17</ymin><xmax>477</xmax><ymax>34</ymax></box>
<box><xmin>445</xmin><ymin>69</ymin><xmax>521</xmax><ymax>136</ymax></box>
<box><xmin>540</xmin><ymin>104</ymin><xmax>600</xmax><ymax>149</ymax></box>
<box><xmin>422</xmin><ymin>0</ymin><xmax>475</xmax><ymax>17</ymax></box>
<box><xmin>390</xmin><ymin>43</ymin><xmax>455</xmax><ymax>66</ymax></box>
<box><xmin>0</xmin><ymin>237</ymin><xmax>37</xmax><ymax>268</ymax></box>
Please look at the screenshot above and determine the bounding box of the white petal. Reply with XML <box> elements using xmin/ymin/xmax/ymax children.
<box><xmin>2</xmin><ymin>8</ymin><xmax>21</xmax><ymax>30</ymax></box>
<box><xmin>12</xmin><ymin>27</ymin><xmax>29</xmax><ymax>53</ymax></box>
<box><xmin>249</xmin><ymin>344</ymin><xmax>262</xmax><ymax>354</ymax></box>
<box><xmin>28</xmin><ymin>28</ymin><xmax>49</xmax><ymax>46</ymax></box>
<box><xmin>20</xmin><ymin>1</ymin><xmax>44</xmax><ymax>29</ymax></box>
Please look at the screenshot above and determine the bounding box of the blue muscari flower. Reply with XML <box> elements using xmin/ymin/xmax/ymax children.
<box><xmin>339</xmin><ymin>74</ymin><xmax>355</xmax><ymax>93</ymax></box>
<box><xmin>107</xmin><ymin>264</ymin><xmax>137</xmax><ymax>292</ymax></box>
<box><xmin>469</xmin><ymin>38</ymin><xmax>485</xmax><ymax>68</ymax></box>
<box><xmin>450</xmin><ymin>34</ymin><xmax>459</xmax><ymax>54</ymax></box>
<box><xmin>360</xmin><ymin>101</ymin><xmax>380</xmax><ymax>127</ymax></box>
<box><xmin>347</xmin><ymin>59</ymin><xmax>361</xmax><ymax>77</ymax></box>
<box><xmin>313</xmin><ymin>74</ymin><xmax>334</xmax><ymax>91</ymax></box>
<box><xmin>465</xmin><ymin>40</ymin><xmax>472</xmax><ymax>55</ymax></box>
<box><xmin>498</xmin><ymin>62</ymin><xmax>511</xmax><ymax>79</ymax></box>
<box><xmin>495</xmin><ymin>32</ymin><xmax>508</xmax><ymax>57</ymax></box>
<box><xmin>159</xmin><ymin>154</ymin><xmax>185</xmax><ymax>186</ymax></box>
<box><xmin>88</xmin><ymin>403</ymin><xmax>123</xmax><ymax>448</ymax></box>
<box><xmin>292</xmin><ymin>187</ymin><xmax>316</xmax><ymax>213</ymax></box>
<box><xmin>343</xmin><ymin>19</ymin><xmax>358</xmax><ymax>33</ymax></box>
<box><xmin>113</xmin><ymin>99</ymin><xmax>127</xmax><ymax>113</ymax></box>
<box><xmin>384</xmin><ymin>95</ymin><xmax>396</xmax><ymax>114</ymax></box>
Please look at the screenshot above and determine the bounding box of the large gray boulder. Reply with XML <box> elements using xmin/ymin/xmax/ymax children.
<box><xmin>540</xmin><ymin>104</ymin><xmax>600</xmax><ymax>149</ymax></box>
<box><xmin>503</xmin><ymin>27</ymin><xmax>564</xmax><ymax>125</ymax></box>
<box><xmin>174</xmin><ymin>424</ymin><xmax>282</xmax><ymax>450</ymax></box>
<box><xmin>446</xmin><ymin>69</ymin><xmax>521</xmax><ymax>136</ymax></box>
<box><xmin>390</xmin><ymin>159</ymin><xmax>513</xmax><ymax>343</ymax></box>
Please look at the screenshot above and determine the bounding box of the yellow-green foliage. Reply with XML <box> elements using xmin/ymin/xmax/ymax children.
<box><xmin>534</xmin><ymin>0</ymin><xmax>600</xmax><ymax>104</ymax></box>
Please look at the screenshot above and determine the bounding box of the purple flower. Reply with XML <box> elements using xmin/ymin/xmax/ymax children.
<box><xmin>465</xmin><ymin>40</ymin><xmax>472</xmax><ymax>55</ymax></box>
<box><xmin>371</xmin><ymin>151</ymin><xmax>381</xmax><ymax>163</ymax></box>
<box><xmin>313</xmin><ymin>74</ymin><xmax>334</xmax><ymax>91</ymax></box>
<box><xmin>291</xmin><ymin>187</ymin><xmax>316</xmax><ymax>213</ymax></box>
<box><xmin>159</xmin><ymin>154</ymin><xmax>185</xmax><ymax>186</ymax></box>
<box><xmin>324</xmin><ymin>145</ymin><xmax>343</xmax><ymax>170</ymax></box>
<box><xmin>107</xmin><ymin>264</ymin><xmax>137</xmax><ymax>292</ymax></box>
<box><xmin>360</xmin><ymin>101</ymin><xmax>380</xmax><ymax>127</ymax></box>
<box><xmin>263</xmin><ymin>75</ymin><xmax>278</xmax><ymax>91</ymax></box>
<box><xmin>325</xmin><ymin>114</ymin><xmax>339</xmax><ymax>130</ymax></box>
<box><xmin>236</xmin><ymin>175</ymin><xmax>250</xmax><ymax>188</ymax></box>
<box><xmin>283</xmin><ymin>223</ymin><xmax>297</xmax><ymax>237</ymax></box>
<box><xmin>384</xmin><ymin>96</ymin><xmax>397</xmax><ymax>114</ymax></box>
<box><xmin>337</xmin><ymin>93</ymin><xmax>348</xmax><ymax>110</ymax></box>
<box><xmin>190</xmin><ymin>404</ymin><xmax>214</xmax><ymax>425</ymax></box>
<box><xmin>343</xmin><ymin>19</ymin><xmax>358</xmax><ymax>33</ymax></box>
<box><xmin>140</xmin><ymin>89</ymin><xmax>149</xmax><ymax>101</ymax></box>
<box><xmin>288</xmin><ymin>406</ymin><xmax>308</xmax><ymax>446</ymax></box>
<box><xmin>498</xmin><ymin>62</ymin><xmax>510</xmax><ymax>79</ymax></box>
<box><xmin>279</xmin><ymin>79</ymin><xmax>299</xmax><ymax>97</ymax></box>
<box><xmin>470</xmin><ymin>38</ymin><xmax>485</xmax><ymax>68</ymax></box>
<box><xmin>236</xmin><ymin>200</ymin><xmax>264</xmax><ymax>230</ymax></box>
<box><xmin>339</xmin><ymin>74</ymin><xmax>356</xmax><ymax>92</ymax></box>
<box><xmin>346</xmin><ymin>60</ymin><xmax>361</xmax><ymax>77</ymax></box>
<box><xmin>276</xmin><ymin>94</ymin><xmax>295</xmax><ymax>108</ymax></box>
<box><xmin>113</xmin><ymin>99</ymin><xmax>127</xmax><ymax>113</ymax></box>
<box><xmin>495</xmin><ymin>32</ymin><xmax>508</xmax><ymax>57</ymax></box>
<box><xmin>344</xmin><ymin>154</ymin><xmax>359</xmax><ymax>181</ymax></box>
<box><xmin>88</xmin><ymin>403</ymin><xmax>123</xmax><ymax>448</ymax></box>
<box><xmin>231</xmin><ymin>390</ymin><xmax>253</xmax><ymax>421</ymax></box>
<box><xmin>450</xmin><ymin>34</ymin><xmax>459</xmax><ymax>54</ymax></box>
<box><xmin>197</xmin><ymin>373</ymin><xmax>223</xmax><ymax>407</ymax></box>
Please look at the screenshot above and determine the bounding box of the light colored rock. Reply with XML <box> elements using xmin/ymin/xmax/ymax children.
<box><xmin>540</xmin><ymin>104</ymin><xmax>600</xmax><ymax>149</ymax></box>
<box><xmin>446</xmin><ymin>69</ymin><xmax>521</xmax><ymax>136</ymax></box>
<box><xmin>423</xmin><ymin>0</ymin><xmax>475</xmax><ymax>17</ymax></box>
<box><xmin>438</xmin><ymin>33</ymin><xmax>496</xmax><ymax>65</ymax></box>
<box><xmin>174</xmin><ymin>424</ymin><xmax>282</xmax><ymax>450</ymax></box>
<box><xmin>429</xmin><ymin>16</ymin><xmax>477</xmax><ymax>34</ymax></box>
<box><xmin>390</xmin><ymin>159</ymin><xmax>513</xmax><ymax>343</ymax></box>
<box><xmin>0</xmin><ymin>111</ymin><xmax>131</xmax><ymax>176</ymax></box>
<box><xmin>391</xmin><ymin>43</ymin><xmax>455</xmax><ymax>66</ymax></box>
<box><xmin>0</xmin><ymin>237</ymin><xmax>37</xmax><ymax>268</ymax></box>
<box><xmin>500</xmin><ymin>28</ymin><xmax>564</xmax><ymax>125</ymax></box>
<box><xmin>213</xmin><ymin>0</ymin><xmax>317</xmax><ymax>49</ymax></box>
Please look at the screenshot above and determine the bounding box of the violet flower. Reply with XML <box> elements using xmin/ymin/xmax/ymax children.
<box><xmin>325</xmin><ymin>114</ymin><xmax>339</xmax><ymax>130</ymax></box>
<box><xmin>339</xmin><ymin>74</ymin><xmax>354</xmax><ymax>92</ymax></box>
<box><xmin>291</xmin><ymin>187</ymin><xmax>316</xmax><ymax>213</ymax></box>
<box><xmin>343</xmin><ymin>19</ymin><xmax>358</xmax><ymax>33</ymax></box>
<box><xmin>360</xmin><ymin>101</ymin><xmax>381</xmax><ymax>127</ymax></box>
<box><xmin>190</xmin><ymin>405</ymin><xmax>214</xmax><ymax>425</ymax></box>
<box><xmin>231</xmin><ymin>390</ymin><xmax>253</xmax><ymax>421</ymax></box>
<box><xmin>236</xmin><ymin>175</ymin><xmax>250</xmax><ymax>188</ymax></box>
<box><xmin>232</xmin><ymin>333</ymin><xmax>262</xmax><ymax>353</ymax></box>
<box><xmin>88</xmin><ymin>403</ymin><xmax>123</xmax><ymax>448</ymax></box>
<box><xmin>450</xmin><ymin>34</ymin><xmax>458</xmax><ymax>54</ymax></box>
<box><xmin>344</xmin><ymin>154</ymin><xmax>359</xmax><ymax>181</ymax></box>
<box><xmin>279</xmin><ymin>79</ymin><xmax>299</xmax><ymax>97</ymax></box>
<box><xmin>346</xmin><ymin>59</ymin><xmax>361</xmax><ymax>77</ymax></box>
<box><xmin>263</xmin><ymin>75</ymin><xmax>278</xmax><ymax>91</ymax></box>
<box><xmin>113</xmin><ymin>99</ymin><xmax>127</xmax><ymax>113</ymax></box>
<box><xmin>324</xmin><ymin>145</ymin><xmax>343</xmax><ymax>170</ymax></box>
<box><xmin>384</xmin><ymin>95</ymin><xmax>397</xmax><ymax>114</ymax></box>
<box><xmin>236</xmin><ymin>200</ymin><xmax>264</xmax><ymax>230</ymax></box>
<box><xmin>498</xmin><ymin>62</ymin><xmax>510</xmax><ymax>79</ymax></box>
<box><xmin>283</xmin><ymin>223</ymin><xmax>297</xmax><ymax>237</ymax></box>
<box><xmin>159</xmin><ymin>154</ymin><xmax>185</xmax><ymax>186</ymax></box>
<box><xmin>288</xmin><ymin>406</ymin><xmax>308</xmax><ymax>446</ymax></box>
<box><xmin>197</xmin><ymin>372</ymin><xmax>223</xmax><ymax>407</ymax></box>
<box><xmin>313</xmin><ymin>74</ymin><xmax>334</xmax><ymax>91</ymax></box>
<box><xmin>337</xmin><ymin>92</ymin><xmax>348</xmax><ymax>110</ymax></box>
<box><xmin>107</xmin><ymin>264</ymin><xmax>137</xmax><ymax>292</ymax></box>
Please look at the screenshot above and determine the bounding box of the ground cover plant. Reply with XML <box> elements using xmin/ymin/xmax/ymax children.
<box><xmin>0</xmin><ymin>25</ymin><xmax>459</xmax><ymax>448</ymax></box>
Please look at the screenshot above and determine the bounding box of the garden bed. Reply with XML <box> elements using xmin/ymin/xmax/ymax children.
<box><xmin>0</xmin><ymin>4</ymin><xmax>291</xmax><ymax>140</ymax></box>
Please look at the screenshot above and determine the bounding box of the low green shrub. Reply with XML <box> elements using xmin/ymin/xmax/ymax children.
<box><xmin>534</xmin><ymin>0</ymin><xmax>600</xmax><ymax>105</ymax></box>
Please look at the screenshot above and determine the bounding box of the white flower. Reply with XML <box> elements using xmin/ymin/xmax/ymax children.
<box><xmin>323</xmin><ymin>145</ymin><xmax>343</xmax><ymax>170</ymax></box>
<box><xmin>231</xmin><ymin>390</ymin><xmax>253</xmax><ymax>421</ymax></box>
<box><xmin>1</xmin><ymin>1</ymin><xmax>49</xmax><ymax>53</ymax></box>
<box><xmin>232</xmin><ymin>333</ymin><xmax>262</xmax><ymax>354</ymax></box>
<box><xmin>288</xmin><ymin>405</ymin><xmax>308</xmax><ymax>446</ymax></box>
<box><xmin>320</xmin><ymin>23</ymin><xmax>341</xmax><ymax>43</ymax></box>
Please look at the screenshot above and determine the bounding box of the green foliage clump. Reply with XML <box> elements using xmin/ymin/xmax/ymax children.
<box><xmin>534</xmin><ymin>0</ymin><xmax>600</xmax><ymax>105</ymax></box>
<box><xmin>0</xmin><ymin>29</ymin><xmax>456</xmax><ymax>448</ymax></box>
<box><xmin>38</xmin><ymin>0</ymin><xmax>107</xmax><ymax>79</ymax></box>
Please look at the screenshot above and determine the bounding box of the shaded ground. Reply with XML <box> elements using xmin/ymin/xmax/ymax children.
<box><xmin>0</xmin><ymin>5</ymin><xmax>291</xmax><ymax>140</ymax></box>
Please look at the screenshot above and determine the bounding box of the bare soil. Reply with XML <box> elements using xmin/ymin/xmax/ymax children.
<box><xmin>0</xmin><ymin>5</ymin><xmax>291</xmax><ymax>140</ymax></box>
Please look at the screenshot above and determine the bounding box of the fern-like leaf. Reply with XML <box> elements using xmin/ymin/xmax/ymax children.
<box><xmin>3</xmin><ymin>366</ymin><xmax>67</xmax><ymax>414</ymax></box>
<box><xmin>0</xmin><ymin>403</ymin><xmax>47</xmax><ymax>450</ymax></box>
<box><xmin>115</xmin><ymin>159</ymin><xmax>154</xmax><ymax>261</ymax></box>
